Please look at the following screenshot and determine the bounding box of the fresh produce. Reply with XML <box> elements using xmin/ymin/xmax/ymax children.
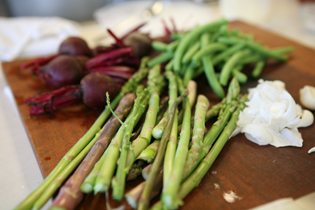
<box><xmin>25</xmin><ymin>72</ymin><xmax>122</xmax><ymax>114</ymax></box>
<box><xmin>23</xmin><ymin>28</ymin><xmax>153</xmax><ymax>114</ymax></box>
<box><xmin>15</xmin><ymin>59</ymin><xmax>149</xmax><ymax>210</ymax></box>
<box><xmin>38</xmin><ymin>55</ymin><xmax>88</xmax><ymax>88</ymax></box>
<box><xmin>300</xmin><ymin>85</ymin><xmax>315</xmax><ymax>110</ymax></box>
<box><xmin>15</xmin><ymin>19</ymin><xmax>294</xmax><ymax>210</ymax></box>
<box><xmin>58</xmin><ymin>36</ymin><xmax>93</xmax><ymax>57</ymax></box>
<box><xmin>235</xmin><ymin>80</ymin><xmax>314</xmax><ymax>148</ymax></box>
<box><xmin>151</xmin><ymin>19</ymin><xmax>292</xmax><ymax>98</ymax></box>
<box><xmin>51</xmin><ymin>93</ymin><xmax>135</xmax><ymax>210</ymax></box>
<box><xmin>20</xmin><ymin>36</ymin><xmax>92</xmax><ymax>75</ymax></box>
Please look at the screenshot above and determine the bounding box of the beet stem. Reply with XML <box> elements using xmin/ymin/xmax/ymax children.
<box><xmin>86</xmin><ymin>47</ymin><xmax>133</xmax><ymax>69</ymax></box>
<box><xmin>20</xmin><ymin>54</ymin><xmax>58</xmax><ymax>74</ymax></box>
<box><xmin>25</xmin><ymin>85</ymin><xmax>82</xmax><ymax>115</ymax></box>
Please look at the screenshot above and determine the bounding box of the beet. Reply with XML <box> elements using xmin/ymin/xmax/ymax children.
<box><xmin>81</xmin><ymin>72</ymin><xmax>121</xmax><ymax>109</ymax></box>
<box><xmin>123</xmin><ymin>32</ymin><xmax>152</xmax><ymax>58</ymax></box>
<box><xmin>39</xmin><ymin>55</ymin><xmax>86</xmax><ymax>88</ymax></box>
<box><xmin>25</xmin><ymin>72</ymin><xmax>122</xmax><ymax>115</ymax></box>
<box><xmin>58</xmin><ymin>37</ymin><xmax>93</xmax><ymax>57</ymax></box>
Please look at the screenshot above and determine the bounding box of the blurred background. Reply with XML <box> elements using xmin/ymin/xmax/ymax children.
<box><xmin>0</xmin><ymin>0</ymin><xmax>314</xmax><ymax>49</ymax></box>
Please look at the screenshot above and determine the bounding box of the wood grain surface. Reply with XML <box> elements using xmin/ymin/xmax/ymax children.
<box><xmin>2</xmin><ymin>21</ymin><xmax>315</xmax><ymax>210</ymax></box>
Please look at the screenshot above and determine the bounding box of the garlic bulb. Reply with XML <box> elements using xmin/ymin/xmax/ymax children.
<box><xmin>235</xmin><ymin>80</ymin><xmax>314</xmax><ymax>148</ymax></box>
<box><xmin>300</xmin><ymin>85</ymin><xmax>315</xmax><ymax>110</ymax></box>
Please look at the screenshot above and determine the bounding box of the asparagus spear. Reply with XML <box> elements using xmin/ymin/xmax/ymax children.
<box><xmin>152</xmin><ymin>71</ymin><xmax>178</xmax><ymax>139</ymax></box>
<box><xmin>50</xmin><ymin>93</ymin><xmax>135</xmax><ymax>209</ymax></box>
<box><xmin>15</xmin><ymin>58</ymin><xmax>149</xmax><ymax>210</ymax></box>
<box><xmin>151</xmin><ymin>100</ymin><xmax>245</xmax><ymax>210</ymax></box>
<box><xmin>138</xmin><ymin>101</ymin><xmax>178</xmax><ymax>210</ymax></box>
<box><xmin>93</xmin><ymin>87</ymin><xmax>149</xmax><ymax>194</ymax></box>
<box><xmin>163</xmin><ymin>110</ymin><xmax>178</xmax><ymax>182</ymax></box>
<box><xmin>126</xmin><ymin>170</ymin><xmax>163</xmax><ymax>209</ymax></box>
<box><xmin>183</xmin><ymin>79</ymin><xmax>240</xmax><ymax>179</ymax></box>
<box><xmin>162</xmin><ymin>97</ymin><xmax>191</xmax><ymax>210</ymax></box>
<box><xmin>112</xmin><ymin>87</ymin><xmax>150</xmax><ymax>200</ymax></box>
<box><xmin>137</xmin><ymin>140</ymin><xmax>160</xmax><ymax>163</ymax></box>
<box><xmin>183</xmin><ymin>95</ymin><xmax>209</xmax><ymax>182</ymax></box>
<box><xmin>179</xmin><ymin>101</ymin><xmax>245</xmax><ymax>199</ymax></box>
<box><xmin>126</xmin><ymin>65</ymin><xmax>164</xmax><ymax>171</ymax></box>
<box><xmin>206</xmin><ymin>101</ymin><xmax>223</xmax><ymax>121</ymax></box>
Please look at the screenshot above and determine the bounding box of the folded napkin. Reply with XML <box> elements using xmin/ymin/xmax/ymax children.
<box><xmin>0</xmin><ymin>17</ymin><xmax>80</xmax><ymax>61</ymax></box>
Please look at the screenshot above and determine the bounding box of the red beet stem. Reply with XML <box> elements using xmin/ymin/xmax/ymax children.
<box><xmin>90</xmin><ymin>66</ymin><xmax>133</xmax><ymax>79</ymax></box>
<box><xmin>86</xmin><ymin>47</ymin><xmax>133</xmax><ymax>69</ymax></box>
<box><xmin>25</xmin><ymin>85</ymin><xmax>82</xmax><ymax>115</ymax></box>
<box><xmin>107</xmin><ymin>29</ymin><xmax>125</xmax><ymax>46</ymax></box>
<box><xmin>121</xmin><ymin>22</ymin><xmax>147</xmax><ymax>40</ymax></box>
<box><xmin>161</xmin><ymin>19</ymin><xmax>172</xmax><ymax>38</ymax></box>
<box><xmin>20</xmin><ymin>54</ymin><xmax>58</xmax><ymax>74</ymax></box>
<box><xmin>170</xmin><ymin>17</ymin><xmax>177</xmax><ymax>33</ymax></box>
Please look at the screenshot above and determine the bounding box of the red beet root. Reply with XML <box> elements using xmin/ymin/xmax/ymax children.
<box><xmin>123</xmin><ymin>32</ymin><xmax>152</xmax><ymax>58</ymax></box>
<box><xmin>39</xmin><ymin>55</ymin><xmax>87</xmax><ymax>89</ymax></box>
<box><xmin>81</xmin><ymin>72</ymin><xmax>121</xmax><ymax>109</ymax></box>
<box><xmin>25</xmin><ymin>72</ymin><xmax>122</xmax><ymax>115</ymax></box>
<box><xmin>58</xmin><ymin>36</ymin><xmax>93</xmax><ymax>57</ymax></box>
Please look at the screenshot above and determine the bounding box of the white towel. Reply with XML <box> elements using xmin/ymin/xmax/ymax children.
<box><xmin>0</xmin><ymin>17</ymin><xmax>80</xmax><ymax>61</ymax></box>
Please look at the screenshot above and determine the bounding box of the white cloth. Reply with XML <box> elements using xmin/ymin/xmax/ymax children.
<box><xmin>0</xmin><ymin>17</ymin><xmax>80</xmax><ymax>61</ymax></box>
<box><xmin>94</xmin><ymin>1</ymin><xmax>222</xmax><ymax>38</ymax></box>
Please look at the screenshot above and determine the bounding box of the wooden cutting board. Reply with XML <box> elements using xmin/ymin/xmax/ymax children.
<box><xmin>3</xmin><ymin>21</ymin><xmax>315</xmax><ymax>210</ymax></box>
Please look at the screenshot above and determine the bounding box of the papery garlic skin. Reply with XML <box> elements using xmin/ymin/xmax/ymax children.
<box><xmin>300</xmin><ymin>85</ymin><xmax>315</xmax><ymax>110</ymax></box>
<box><xmin>236</xmin><ymin>80</ymin><xmax>314</xmax><ymax>148</ymax></box>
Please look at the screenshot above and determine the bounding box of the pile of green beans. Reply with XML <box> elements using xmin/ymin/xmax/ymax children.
<box><xmin>150</xmin><ymin>19</ymin><xmax>292</xmax><ymax>98</ymax></box>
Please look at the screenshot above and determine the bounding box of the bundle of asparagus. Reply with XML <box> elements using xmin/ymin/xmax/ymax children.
<box><xmin>15</xmin><ymin>19</ymin><xmax>292</xmax><ymax>210</ymax></box>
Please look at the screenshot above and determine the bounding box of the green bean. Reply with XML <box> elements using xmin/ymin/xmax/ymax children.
<box><xmin>192</xmin><ymin>43</ymin><xmax>226</xmax><ymax>63</ymax></box>
<box><xmin>271</xmin><ymin>46</ymin><xmax>294</xmax><ymax>55</ymax></box>
<box><xmin>232</xmin><ymin>67</ymin><xmax>247</xmax><ymax>84</ymax></box>
<box><xmin>167</xmin><ymin>40</ymin><xmax>179</xmax><ymax>52</ymax></box>
<box><xmin>220</xmin><ymin>50</ymin><xmax>248</xmax><ymax>86</ymax></box>
<box><xmin>165</xmin><ymin>59</ymin><xmax>174</xmax><ymax>71</ymax></box>
<box><xmin>148</xmin><ymin>52</ymin><xmax>173</xmax><ymax>68</ymax></box>
<box><xmin>173</xmin><ymin>19</ymin><xmax>228</xmax><ymax>72</ymax></box>
<box><xmin>182</xmin><ymin>42</ymin><xmax>200</xmax><ymax>64</ymax></box>
<box><xmin>199</xmin><ymin>33</ymin><xmax>224</xmax><ymax>98</ymax></box>
<box><xmin>212</xmin><ymin>43</ymin><xmax>244</xmax><ymax>65</ymax></box>
<box><xmin>240</xmin><ymin>53</ymin><xmax>262</xmax><ymax>65</ymax></box>
<box><xmin>218</xmin><ymin>37</ymin><xmax>287</xmax><ymax>61</ymax></box>
<box><xmin>252</xmin><ymin>60</ymin><xmax>265</xmax><ymax>78</ymax></box>
<box><xmin>203</xmin><ymin>57</ymin><xmax>225</xmax><ymax>98</ymax></box>
<box><xmin>152</xmin><ymin>41</ymin><xmax>169</xmax><ymax>52</ymax></box>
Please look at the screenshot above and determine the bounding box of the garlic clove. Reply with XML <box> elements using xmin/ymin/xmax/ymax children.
<box><xmin>298</xmin><ymin>110</ymin><xmax>314</xmax><ymax>127</ymax></box>
<box><xmin>300</xmin><ymin>85</ymin><xmax>315</xmax><ymax>110</ymax></box>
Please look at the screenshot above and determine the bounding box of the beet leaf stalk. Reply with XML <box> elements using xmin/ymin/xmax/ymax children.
<box><xmin>14</xmin><ymin>58</ymin><xmax>148</xmax><ymax>210</ymax></box>
<box><xmin>50</xmin><ymin>93</ymin><xmax>136</xmax><ymax>210</ymax></box>
<box><xmin>112</xmin><ymin>87</ymin><xmax>150</xmax><ymax>200</ymax></box>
